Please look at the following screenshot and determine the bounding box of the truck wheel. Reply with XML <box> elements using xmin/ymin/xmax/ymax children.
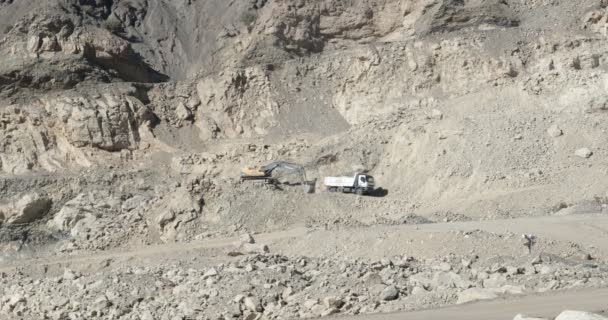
<box><xmin>355</xmin><ymin>188</ymin><xmax>363</xmax><ymax>195</ymax></box>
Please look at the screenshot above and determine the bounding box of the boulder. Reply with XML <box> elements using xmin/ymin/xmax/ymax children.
<box><xmin>240</xmin><ymin>233</ymin><xmax>255</xmax><ymax>244</ymax></box>
<box><xmin>242</xmin><ymin>243</ymin><xmax>269</xmax><ymax>254</ymax></box>
<box><xmin>381</xmin><ymin>285</ymin><xmax>399</xmax><ymax>301</ymax></box>
<box><xmin>52</xmin><ymin>205</ymin><xmax>86</xmax><ymax>231</ymax></box>
<box><xmin>227</xmin><ymin>303</ymin><xmax>242</xmax><ymax>317</ymax></box>
<box><xmin>63</xmin><ymin>269</ymin><xmax>79</xmax><ymax>281</ymax></box>
<box><xmin>281</xmin><ymin>287</ymin><xmax>294</xmax><ymax>301</ymax></box>
<box><xmin>433</xmin><ymin>262</ymin><xmax>452</xmax><ymax>272</ymax></box>
<box><xmin>547</xmin><ymin>125</ymin><xmax>563</xmax><ymax>138</ymax></box>
<box><xmin>202</xmin><ymin>268</ymin><xmax>218</xmax><ymax>279</ymax></box>
<box><xmin>121</xmin><ymin>195</ymin><xmax>148</xmax><ymax>212</ymax></box>
<box><xmin>432</xmin><ymin>272</ymin><xmax>471</xmax><ymax>289</ymax></box>
<box><xmin>483</xmin><ymin>274</ymin><xmax>507</xmax><ymax>288</ymax></box>
<box><xmin>0</xmin><ymin>193</ymin><xmax>52</xmax><ymax>225</ymax></box>
<box><xmin>456</xmin><ymin>288</ymin><xmax>498</xmax><ymax>304</ymax></box>
<box><xmin>575</xmin><ymin>148</ymin><xmax>593</xmax><ymax>159</ymax></box>
<box><xmin>175</xmin><ymin>102</ymin><xmax>193</xmax><ymax>122</ymax></box>
<box><xmin>506</xmin><ymin>266</ymin><xmax>520</xmax><ymax>276</ymax></box>
<box><xmin>513</xmin><ymin>314</ymin><xmax>549</xmax><ymax>320</ymax></box>
<box><xmin>430</xmin><ymin>109</ymin><xmax>444</xmax><ymax>120</ymax></box>
<box><xmin>411</xmin><ymin>286</ymin><xmax>428</xmax><ymax>295</ymax></box>
<box><xmin>7</xmin><ymin>293</ymin><xmax>26</xmax><ymax>308</ymax></box>
<box><xmin>140</xmin><ymin>311</ymin><xmax>155</xmax><ymax>320</ymax></box>
<box><xmin>303</xmin><ymin>299</ymin><xmax>319</xmax><ymax>309</ymax></box>
<box><xmin>495</xmin><ymin>285</ymin><xmax>524</xmax><ymax>295</ymax></box>
<box><xmin>244</xmin><ymin>297</ymin><xmax>263</xmax><ymax>312</ymax></box>
<box><xmin>322</xmin><ymin>297</ymin><xmax>344</xmax><ymax>309</ymax></box>
<box><xmin>92</xmin><ymin>296</ymin><xmax>110</xmax><ymax>311</ymax></box>
<box><xmin>363</xmin><ymin>272</ymin><xmax>385</xmax><ymax>295</ymax></box>
<box><xmin>555</xmin><ymin>311</ymin><xmax>608</xmax><ymax>320</ymax></box>
<box><xmin>243</xmin><ymin>312</ymin><xmax>262</xmax><ymax>320</ymax></box>
<box><xmin>409</xmin><ymin>273</ymin><xmax>433</xmax><ymax>289</ymax></box>
<box><xmin>321</xmin><ymin>308</ymin><xmax>340</xmax><ymax>316</ymax></box>
<box><xmin>539</xmin><ymin>265</ymin><xmax>555</xmax><ymax>275</ymax></box>
<box><xmin>49</xmin><ymin>193</ymin><xmax>115</xmax><ymax>237</ymax></box>
<box><xmin>148</xmin><ymin>188</ymin><xmax>202</xmax><ymax>242</ymax></box>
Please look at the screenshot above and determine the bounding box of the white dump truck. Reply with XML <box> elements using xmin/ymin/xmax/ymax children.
<box><xmin>324</xmin><ymin>173</ymin><xmax>375</xmax><ymax>195</ymax></box>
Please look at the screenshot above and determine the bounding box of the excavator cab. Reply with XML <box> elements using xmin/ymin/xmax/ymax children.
<box><xmin>240</xmin><ymin>166</ymin><xmax>267</xmax><ymax>178</ymax></box>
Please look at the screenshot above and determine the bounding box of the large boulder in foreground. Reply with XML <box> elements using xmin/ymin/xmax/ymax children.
<box><xmin>513</xmin><ymin>314</ymin><xmax>548</xmax><ymax>320</ymax></box>
<box><xmin>555</xmin><ymin>311</ymin><xmax>608</xmax><ymax>320</ymax></box>
<box><xmin>456</xmin><ymin>288</ymin><xmax>498</xmax><ymax>304</ymax></box>
<box><xmin>0</xmin><ymin>193</ymin><xmax>52</xmax><ymax>225</ymax></box>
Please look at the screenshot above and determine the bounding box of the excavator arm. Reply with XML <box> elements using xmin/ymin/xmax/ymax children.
<box><xmin>240</xmin><ymin>161</ymin><xmax>312</xmax><ymax>193</ymax></box>
<box><xmin>261</xmin><ymin>162</ymin><xmax>307</xmax><ymax>180</ymax></box>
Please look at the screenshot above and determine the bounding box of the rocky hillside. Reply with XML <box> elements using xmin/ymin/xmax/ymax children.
<box><xmin>1</xmin><ymin>1</ymin><xmax>608</xmax><ymax>319</ymax></box>
<box><xmin>2</xmin><ymin>0</ymin><xmax>607</xmax><ymax>227</ymax></box>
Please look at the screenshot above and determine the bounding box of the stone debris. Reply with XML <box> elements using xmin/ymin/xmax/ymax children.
<box><xmin>323</xmin><ymin>297</ymin><xmax>344</xmax><ymax>309</ymax></box>
<box><xmin>575</xmin><ymin>148</ymin><xmax>593</xmax><ymax>159</ymax></box>
<box><xmin>456</xmin><ymin>288</ymin><xmax>498</xmax><ymax>304</ymax></box>
<box><xmin>381</xmin><ymin>285</ymin><xmax>399</xmax><ymax>301</ymax></box>
<box><xmin>514</xmin><ymin>311</ymin><xmax>608</xmax><ymax>320</ymax></box>
<box><xmin>0</xmin><ymin>193</ymin><xmax>52</xmax><ymax>225</ymax></box>
<box><xmin>0</xmin><ymin>252</ymin><xmax>604</xmax><ymax>320</ymax></box>
<box><xmin>241</xmin><ymin>233</ymin><xmax>256</xmax><ymax>244</ymax></box>
<box><xmin>242</xmin><ymin>243</ymin><xmax>270</xmax><ymax>254</ymax></box>
<box><xmin>555</xmin><ymin>311</ymin><xmax>608</xmax><ymax>320</ymax></box>
<box><xmin>513</xmin><ymin>314</ymin><xmax>549</xmax><ymax>320</ymax></box>
<box><xmin>547</xmin><ymin>125</ymin><xmax>563</xmax><ymax>138</ymax></box>
<box><xmin>244</xmin><ymin>296</ymin><xmax>263</xmax><ymax>312</ymax></box>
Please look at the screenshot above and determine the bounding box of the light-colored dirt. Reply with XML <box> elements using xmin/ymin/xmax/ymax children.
<box><xmin>3</xmin><ymin>213</ymin><xmax>607</xmax><ymax>276</ymax></box>
<box><xmin>276</xmin><ymin>213</ymin><xmax>608</xmax><ymax>260</ymax></box>
<box><xmin>2</xmin><ymin>1</ymin><xmax>608</xmax><ymax>319</ymax></box>
<box><xmin>0</xmin><ymin>226</ymin><xmax>310</xmax><ymax>272</ymax></box>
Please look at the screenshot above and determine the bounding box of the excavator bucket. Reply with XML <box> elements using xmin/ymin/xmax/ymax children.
<box><xmin>303</xmin><ymin>184</ymin><xmax>312</xmax><ymax>194</ymax></box>
<box><xmin>303</xmin><ymin>182</ymin><xmax>314</xmax><ymax>194</ymax></box>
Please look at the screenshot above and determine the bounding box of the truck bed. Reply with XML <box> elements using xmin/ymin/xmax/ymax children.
<box><xmin>324</xmin><ymin>176</ymin><xmax>356</xmax><ymax>187</ymax></box>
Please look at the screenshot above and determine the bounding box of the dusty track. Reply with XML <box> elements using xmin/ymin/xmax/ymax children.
<box><xmin>275</xmin><ymin>213</ymin><xmax>608</xmax><ymax>259</ymax></box>
<box><xmin>3</xmin><ymin>213</ymin><xmax>607</xmax><ymax>272</ymax></box>
<box><xmin>0</xmin><ymin>226</ymin><xmax>310</xmax><ymax>273</ymax></box>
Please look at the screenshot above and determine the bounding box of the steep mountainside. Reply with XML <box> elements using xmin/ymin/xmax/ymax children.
<box><xmin>1</xmin><ymin>1</ymin><xmax>608</xmax><ymax>319</ymax></box>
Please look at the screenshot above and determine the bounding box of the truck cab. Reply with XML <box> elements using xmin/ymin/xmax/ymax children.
<box><xmin>355</xmin><ymin>174</ymin><xmax>374</xmax><ymax>194</ymax></box>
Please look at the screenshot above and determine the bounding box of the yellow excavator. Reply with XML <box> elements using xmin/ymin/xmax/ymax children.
<box><xmin>240</xmin><ymin>161</ymin><xmax>313</xmax><ymax>193</ymax></box>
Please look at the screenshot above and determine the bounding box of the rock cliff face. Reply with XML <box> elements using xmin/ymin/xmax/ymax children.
<box><xmin>0</xmin><ymin>0</ymin><xmax>606</xmax><ymax>224</ymax></box>
<box><xmin>0</xmin><ymin>12</ymin><xmax>167</xmax><ymax>92</ymax></box>
<box><xmin>1</xmin><ymin>1</ymin><xmax>608</xmax><ymax>319</ymax></box>
<box><xmin>0</xmin><ymin>84</ymin><xmax>154</xmax><ymax>174</ymax></box>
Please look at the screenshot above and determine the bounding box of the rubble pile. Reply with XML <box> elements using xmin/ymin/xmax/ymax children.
<box><xmin>1</xmin><ymin>250</ymin><xmax>606</xmax><ymax>320</ymax></box>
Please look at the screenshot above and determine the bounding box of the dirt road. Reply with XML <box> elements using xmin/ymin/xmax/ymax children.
<box><xmin>0</xmin><ymin>226</ymin><xmax>311</xmax><ymax>273</ymax></box>
<box><xmin>275</xmin><ymin>213</ymin><xmax>608</xmax><ymax>259</ymax></box>
<box><xmin>331</xmin><ymin>288</ymin><xmax>608</xmax><ymax>320</ymax></box>
<box><xmin>2</xmin><ymin>214</ymin><xmax>608</xmax><ymax>319</ymax></box>
<box><xmin>3</xmin><ymin>214</ymin><xmax>607</xmax><ymax>272</ymax></box>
